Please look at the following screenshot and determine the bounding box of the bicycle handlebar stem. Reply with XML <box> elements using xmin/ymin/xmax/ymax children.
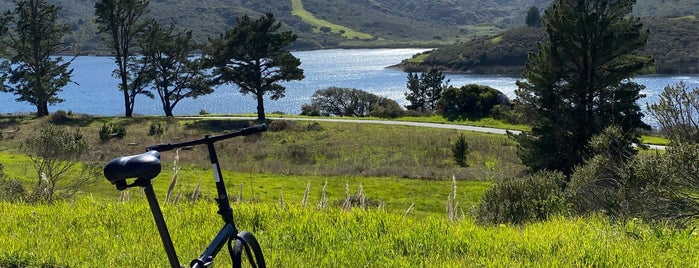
<box><xmin>206</xmin><ymin>137</ymin><xmax>238</xmax><ymax>228</ymax></box>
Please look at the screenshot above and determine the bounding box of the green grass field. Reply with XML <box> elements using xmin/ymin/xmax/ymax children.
<box><xmin>2</xmin><ymin>198</ymin><xmax>698</xmax><ymax>267</ymax></box>
<box><xmin>0</xmin><ymin>115</ymin><xmax>683</xmax><ymax>266</ymax></box>
<box><xmin>290</xmin><ymin>0</ymin><xmax>374</xmax><ymax>40</ymax></box>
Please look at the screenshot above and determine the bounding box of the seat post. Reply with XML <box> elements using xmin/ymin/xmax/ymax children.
<box><xmin>143</xmin><ymin>182</ymin><xmax>180</xmax><ymax>268</ymax></box>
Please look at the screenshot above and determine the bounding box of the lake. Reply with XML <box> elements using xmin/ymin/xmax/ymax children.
<box><xmin>1</xmin><ymin>48</ymin><xmax>698</xmax><ymax>116</ymax></box>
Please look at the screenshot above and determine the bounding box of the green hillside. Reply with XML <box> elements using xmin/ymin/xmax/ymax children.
<box><xmin>399</xmin><ymin>15</ymin><xmax>699</xmax><ymax>74</ymax></box>
<box><xmin>0</xmin><ymin>0</ymin><xmax>697</xmax><ymax>53</ymax></box>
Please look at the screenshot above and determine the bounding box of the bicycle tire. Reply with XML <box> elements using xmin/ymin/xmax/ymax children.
<box><xmin>234</xmin><ymin>230</ymin><xmax>266</xmax><ymax>268</ymax></box>
<box><xmin>229</xmin><ymin>236</ymin><xmax>243</xmax><ymax>268</ymax></box>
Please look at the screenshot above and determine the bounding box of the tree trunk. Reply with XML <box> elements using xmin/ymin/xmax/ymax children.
<box><xmin>37</xmin><ymin>102</ymin><xmax>49</xmax><ymax>117</ymax></box>
<box><xmin>164</xmin><ymin>106</ymin><xmax>173</xmax><ymax>117</ymax></box>
<box><xmin>122</xmin><ymin>79</ymin><xmax>132</xmax><ymax>117</ymax></box>
<box><xmin>256</xmin><ymin>92</ymin><xmax>266</xmax><ymax>121</ymax></box>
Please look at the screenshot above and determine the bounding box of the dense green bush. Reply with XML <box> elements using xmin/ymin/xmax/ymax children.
<box><xmin>476</xmin><ymin>170</ymin><xmax>568</xmax><ymax>225</ymax></box>
<box><xmin>302</xmin><ymin>87</ymin><xmax>405</xmax><ymax>118</ymax></box>
<box><xmin>437</xmin><ymin>84</ymin><xmax>509</xmax><ymax>120</ymax></box>
<box><xmin>368</xmin><ymin>97</ymin><xmax>405</xmax><ymax>118</ymax></box>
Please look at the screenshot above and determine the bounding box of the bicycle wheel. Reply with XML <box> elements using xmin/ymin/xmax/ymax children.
<box><xmin>233</xmin><ymin>230</ymin><xmax>266</xmax><ymax>268</ymax></box>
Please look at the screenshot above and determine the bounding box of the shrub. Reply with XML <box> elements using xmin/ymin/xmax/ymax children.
<box><xmin>452</xmin><ymin>133</ymin><xmax>469</xmax><ymax>167</ymax></box>
<box><xmin>99</xmin><ymin>123</ymin><xmax>126</xmax><ymax>141</ymax></box>
<box><xmin>476</xmin><ymin>170</ymin><xmax>568</xmax><ymax>225</ymax></box>
<box><xmin>0</xmin><ymin>177</ymin><xmax>26</xmax><ymax>202</ymax></box>
<box><xmin>0</xmin><ymin>164</ymin><xmax>26</xmax><ymax>202</ymax></box>
<box><xmin>567</xmin><ymin>126</ymin><xmax>645</xmax><ymax>220</ymax></box>
<box><xmin>437</xmin><ymin>84</ymin><xmax>509</xmax><ymax>120</ymax></box>
<box><xmin>646</xmin><ymin>82</ymin><xmax>699</xmax><ymax>143</ymax></box>
<box><xmin>304</xmin><ymin>87</ymin><xmax>405</xmax><ymax>118</ymax></box>
<box><xmin>368</xmin><ymin>98</ymin><xmax>405</xmax><ymax>118</ymax></box>
<box><xmin>148</xmin><ymin>122</ymin><xmax>164</xmax><ymax>136</ymax></box>
<box><xmin>22</xmin><ymin>125</ymin><xmax>98</xmax><ymax>203</ymax></box>
<box><xmin>268</xmin><ymin>120</ymin><xmax>292</xmax><ymax>132</ymax></box>
<box><xmin>300</xmin><ymin>104</ymin><xmax>321</xmax><ymax>116</ymax></box>
<box><xmin>49</xmin><ymin>110</ymin><xmax>70</xmax><ymax>124</ymax></box>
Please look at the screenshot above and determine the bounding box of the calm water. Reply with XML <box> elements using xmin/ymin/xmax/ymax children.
<box><xmin>1</xmin><ymin>48</ymin><xmax>698</xmax><ymax>116</ymax></box>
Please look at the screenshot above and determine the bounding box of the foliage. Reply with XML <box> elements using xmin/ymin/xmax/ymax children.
<box><xmin>0</xmin><ymin>164</ymin><xmax>25</xmax><ymax>202</ymax></box>
<box><xmin>410</xmin><ymin>14</ymin><xmax>699</xmax><ymax>74</ymax></box>
<box><xmin>646</xmin><ymin>82</ymin><xmax>699</xmax><ymax>143</ymax></box>
<box><xmin>415</xmin><ymin>26</ymin><xmax>545</xmax><ymax>74</ymax></box>
<box><xmin>148</xmin><ymin>122</ymin><xmax>163</xmax><ymax>136</ymax></box>
<box><xmin>649</xmin><ymin>143</ymin><xmax>699</xmax><ymax>222</ymax></box>
<box><xmin>476</xmin><ymin>170</ymin><xmax>568</xmax><ymax>225</ymax></box>
<box><xmin>438</xmin><ymin>84</ymin><xmax>509</xmax><ymax>121</ymax></box>
<box><xmin>204</xmin><ymin>13</ymin><xmax>304</xmax><ymax>121</ymax></box>
<box><xmin>21</xmin><ymin>124</ymin><xmax>96</xmax><ymax>203</ymax></box>
<box><xmin>567</xmin><ymin>126</ymin><xmax>643</xmax><ymax>219</ymax></box>
<box><xmin>94</xmin><ymin>0</ymin><xmax>152</xmax><ymax>117</ymax></box>
<box><xmin>404</xmin><ymin>68</ymin><xmax>448</xmax><ymax>113</ymax></box>
<box><xmin>512</xmin><ymin>0</ymin><xmax>652</xmax><ymax>176</ymax></box>
<box><xmin>48</xmin><ymin>110</ymin><xmax>70</xmax><ymax>124</ymax></box>
<box><xmin>303</xmin><ymin>87</ymin><xmax>405</xmax><ymax>118</ymax></box>
<box><xmin>0</xmin><ymin>0</ymin><xmax>695</xmax><ymax>52</ymax></box>
<box><xmin>137</xmin><ymin>21</ymin><xmax>213</xmax><ymax>117</ymax></box>
<box><xmin>525</xmin><ymin>6</ymin><xmax>541</xmax><ymax>27</ymax></box>
<box><xmin>99</xmin><ymin>123</ymin><xmax>125</xmax><ymax>141</ymax></box>
<box><xmin>0</xmin><ymin>0</ymin><xmax>75</xmax><ymax>117</ymax></box>
<box><xmin>452</xmin><ymin>133</ymin><xmax>468</xmax><ymax>167</ymax></box>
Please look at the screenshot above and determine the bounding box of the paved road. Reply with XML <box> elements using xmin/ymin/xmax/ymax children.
<box><xmin>183</xmin><ymin>116</ymin><xmax>522</xmax><ymax>135</ymax></box>
<box><xmin>183</xmin><ymin>116</ymin><xmax>666</xmax><ymax>150</ymax></box>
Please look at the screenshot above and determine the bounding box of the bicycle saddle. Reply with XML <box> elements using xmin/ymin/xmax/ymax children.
<box><xmin>104</xmin><ymin>150</ymin><xmax>161</xmax><ymax>190</ymax></box>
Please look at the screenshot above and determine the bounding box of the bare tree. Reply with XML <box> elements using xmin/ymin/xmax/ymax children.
<box><xmin>647</xmin><ymin>81</ymin><xmax>699</xmax><ymax>143</ymax></box>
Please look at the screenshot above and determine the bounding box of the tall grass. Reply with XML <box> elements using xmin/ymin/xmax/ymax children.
<box><xmin>2</xmin><ymin>198</ymin><xmax>698</xmax><ymax>267</ymax></box>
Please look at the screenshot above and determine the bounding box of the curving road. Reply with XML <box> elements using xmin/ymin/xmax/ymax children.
<box><xmin>183</xmin><ymin>116</ymin><xmax>666</xmax><ymax>150</ymax></box>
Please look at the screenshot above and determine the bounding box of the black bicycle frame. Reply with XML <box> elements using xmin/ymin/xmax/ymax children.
<box><xmin>141</xmin><ymin>124</ymin><xmax>267</xmax><ymax>268</ymax></box>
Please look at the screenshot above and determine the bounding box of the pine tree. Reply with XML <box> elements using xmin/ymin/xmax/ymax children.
<box><xmin>513</xmin><ymin>0</ymin><xmax>652</xmax><ymax>175</ymax></box>
<box><xmin>204</xmin><ymin>13</ymin><xmax>304</xmax><ymax>121</ymax></box>
<box><xmin>0</xmin><ymin>0</ymin><xmax>74</xmax><ymax>117</ymax></box>
<box><xmin>138</xmin><ymin>22</ymin><xmax>213</xmax><ymax>117</ymax></box>
<box><xmin>405</xmin><ymin>68</ymin><xmax>448</xmax><ymax>113</ymax></box>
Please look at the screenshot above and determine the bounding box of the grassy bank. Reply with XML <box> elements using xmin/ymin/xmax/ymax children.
<box><xmin>2</xmin><ymin>198</ymin><xmax>698</xmax><ymax>267</ymax></box>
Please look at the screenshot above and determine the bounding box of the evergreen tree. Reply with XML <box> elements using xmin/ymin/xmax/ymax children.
<box><xmin>204</xmin><ymin>13</ymin><xmax>304</xmax><ymax>121</ymax></box>
<box><xmin>94</xmin><ymin>0</ymin><xmax>151</xmax><ymax>118</ymax></box>
<box><xmin>0</xmin><ymin>0</ymin><xmax>75</xmax><ymax>117</ymax></box>
<box><xmin>404</xmin><ymin>68</ymin><xmax>448</xmax><ymax>113</ymax></box>
<box><xmin>513</xmin><ymin>0</ymin><xmax>652</xmax><ymax>175</ymax></box>
<box><xmin>138</xmin><ymin>22</ymin><xmax>213</xmax><ymax>117</ymax></box>
<box><xmin>526</xmin><ymin>6</ymin><xmax>541</xmax><ymax>27</ymax></box>
<box><xmin>404</xmin><ymin>72</ymin><xmax>425</xmax><ymax>112</ymax></box>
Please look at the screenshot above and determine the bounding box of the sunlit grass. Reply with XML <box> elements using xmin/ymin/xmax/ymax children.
<box><xmin>290</xmin><ymin>0</ymin><xmax>373</xmax><ymax>40</ymax></box>
<box><xmin>640</xmin><ymin>135</ymin><xmax>670</xmax><ymax>146</ymax></box>
<box><xmin>2</xmin><ymin>198</ymin><xmax>698</xmax><ymax>267</ymax></box>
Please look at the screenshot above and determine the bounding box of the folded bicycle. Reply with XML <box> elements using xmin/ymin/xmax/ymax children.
<box><xmin>103</xmin><ymin>124</ymin><xmax>268</xmax><ymax>268</ymax></box>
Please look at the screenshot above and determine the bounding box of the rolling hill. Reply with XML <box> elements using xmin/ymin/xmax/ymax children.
<box><xmin>397</xmin><ymin>14</ymin><xmax>699</xmax><ymax>74</ymax></box>
<box><xmin>0</xmin><ymin>0</ymin><xmax>695</xmax><ymax>56</ymax></box>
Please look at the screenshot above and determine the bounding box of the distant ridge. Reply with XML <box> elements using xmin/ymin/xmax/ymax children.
<box><xmin>0</xmin><ymin>0</ymin><xmax>695</xmax><ymax>53</ymax></box>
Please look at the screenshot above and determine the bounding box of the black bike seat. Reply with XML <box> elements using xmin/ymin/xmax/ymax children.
<box><xmin>104</xmin><ymin>151</ymin><xmax>162</xmax><ymax>186</ymax></box>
